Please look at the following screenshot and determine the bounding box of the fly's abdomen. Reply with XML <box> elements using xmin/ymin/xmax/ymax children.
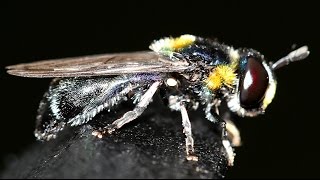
<box><xmin>34</xmin><ymin>73</ymin><xmax>162</xmax><ymax>141</ymax></box>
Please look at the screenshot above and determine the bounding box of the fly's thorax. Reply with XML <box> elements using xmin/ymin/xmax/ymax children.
<box><xmin>150</xmin><ymin>34</ymin><xmax>232</xmax><ymax>65</ymax></box>
<box><xmin>150</xmin><ymin>35</ymin><xmax>240</xmax><ymax>86</ymax></box>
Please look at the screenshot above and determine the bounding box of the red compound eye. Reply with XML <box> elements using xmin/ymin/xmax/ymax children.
<box><xmin>239</xmin><ymin>57</ymin><xmax>269</xmax><ymax>109</ymax></box>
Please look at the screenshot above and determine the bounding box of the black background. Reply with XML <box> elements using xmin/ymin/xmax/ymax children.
<box><xmin>1</xmin><ymin>1</ymin><xmax>319</xmax><ymax>178</ymax></box>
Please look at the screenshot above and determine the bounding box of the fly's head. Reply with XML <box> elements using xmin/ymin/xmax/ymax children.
<box><xmin>225</xmin><ymin>49</ymin><xmax>276</xmax><ymax>117</ymax></box>
<box><xmin>226</xmin><ymin>46</ymin><xmax>310</xmax><ymax>117</ymax></box>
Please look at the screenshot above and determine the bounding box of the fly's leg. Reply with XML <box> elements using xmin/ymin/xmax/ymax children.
<box><xmin>221</xmin><ymin>122</ymin><xmax>235</xmax><ymax>166</ymax></box>
<box><xmin>180</xmin><ymin>103</ymin><xmax>198</xmax><ymax>161</ymax></box>
<box><xmin>92</xmin><ymin>81</ymin><xmax>161</xmax><ymax>138</ymax></box>
<box><xmin>200</xmin><ymin>87</ymin><xmax>235</xmax><ymax>165</ymax></box>
<box><xmin>225</xmin><ymin>120</ymin><xmax>241</xmax><ymax>147</ymax></box>
<box><xmin>167</xmin><ymin>95</ymin><xmax>198</xmax><ymax>161</ymax></box>
<box><xmin>223</xmin><ymin>112</ymin><xmax>242</xmax><ymax>147</ymax></box>
<box><xmin>204</xmin><ymin>103</ymin><xmax>235</xmax><ymax>166</ymax></box>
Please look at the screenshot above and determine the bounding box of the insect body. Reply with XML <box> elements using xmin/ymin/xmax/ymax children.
<box><xmin>6</xmin><ymin>35</ymin><xmax>310</xmax><ymax>166</ymax></box>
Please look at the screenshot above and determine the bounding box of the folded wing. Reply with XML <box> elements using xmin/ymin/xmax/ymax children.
<box><xmin>6</xmin><ymin>51</ymin><xmax>189</xmax><ymax>78</ymax></box>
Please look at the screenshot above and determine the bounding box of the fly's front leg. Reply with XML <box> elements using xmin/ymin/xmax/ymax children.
<box><xmin>92</xmin><ymin>81</ymin><xmax>161</xmax><ymax>138</ymax></box>
<box><xmin>223</xmin><ymin>112</ymin><xmax>242</xmax><ymax>147</ymax></box>
<box><xmin>204</xmin><ymin>102</ymin><xmax>235</xmax><ymax>166</ymax></box>
<box><xmin>180</xmin><ymin>103</ymin><xmax>198</xmax><ymax>161</ymax></box>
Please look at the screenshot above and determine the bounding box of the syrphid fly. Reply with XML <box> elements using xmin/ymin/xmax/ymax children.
<box><xmin>6</xmin><ymin>34</ymin><xmax>310</xmax><ymax>166</ymax></box>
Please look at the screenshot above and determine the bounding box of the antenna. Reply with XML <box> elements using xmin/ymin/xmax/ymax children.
<box><xmin>271</xmin><ymin>46</ymin><xmax>310</xmax><ymax>70</ymax></box>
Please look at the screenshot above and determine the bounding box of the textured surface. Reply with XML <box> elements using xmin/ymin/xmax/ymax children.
<box><xmin>0</xmin><ymin>98</ymin><xmax>228</xmax><ymax>179</ymax></box>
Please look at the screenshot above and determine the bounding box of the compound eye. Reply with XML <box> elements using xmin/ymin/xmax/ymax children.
<box><xmin>239</xmin><ymin>56</ymin><xmax>269</xmax><ymax>109</ymax></box>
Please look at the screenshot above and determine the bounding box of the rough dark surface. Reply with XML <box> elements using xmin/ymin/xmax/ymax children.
<box><xmin>0</xmin><ymin>98</ymin><xmax>228</xmax><ymax>179</ymax></box>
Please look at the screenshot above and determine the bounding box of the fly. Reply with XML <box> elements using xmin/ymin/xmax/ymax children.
<box><xmin>6</xmin><ymin>34</ymin><xmax>310</xmax><ymax>166</ymax></box>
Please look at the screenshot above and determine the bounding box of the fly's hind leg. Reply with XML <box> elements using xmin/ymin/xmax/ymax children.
<box><xmin>92</xmin><ymin>81</ymin><xmax>161</xmax><ymax>138</ymax></box>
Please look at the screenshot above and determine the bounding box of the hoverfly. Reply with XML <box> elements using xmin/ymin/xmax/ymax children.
<box><xmin>6</xmin><ymin>34</ymin><xmax>310</xmax><ymax>166</ymax></box>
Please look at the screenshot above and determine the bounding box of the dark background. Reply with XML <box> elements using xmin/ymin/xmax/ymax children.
<box><xmin>1</xmin><ymin>1</ymin><xmax>319</xmax><ymax>178</ymax></box>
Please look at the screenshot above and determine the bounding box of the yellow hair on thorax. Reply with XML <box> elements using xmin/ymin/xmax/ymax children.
<box><xmin>149</xmin><ymin>34</ymin><xmax>195</xmax><ymax>54</ymax></box>
<box><xmin>205</xmin><ymin>65</ymin><xmax>237</xmax><ymax>91</ymax></box>
<box><xmin>170</xmin><ymin>34</ymin><xmax>195</xmax><ymax>50</ymax></box>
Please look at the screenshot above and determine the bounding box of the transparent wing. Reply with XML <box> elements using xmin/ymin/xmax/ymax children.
<box><xmin>6</xmin><ymin>51</ymin><xmax>189</xmax><ymax>78</ymax></box>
